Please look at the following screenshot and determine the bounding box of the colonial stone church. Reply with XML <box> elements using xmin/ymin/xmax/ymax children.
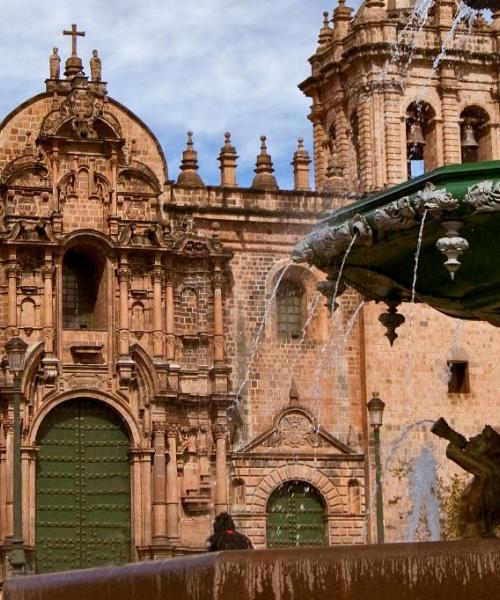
<box><xmin>0</xmin><ymin>2</ymin><xmax>499</xmax><ymax>577</ymax></box>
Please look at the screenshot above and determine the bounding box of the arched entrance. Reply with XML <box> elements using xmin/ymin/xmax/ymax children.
<box><xmin>35</xmin><ymin>399</ymin><xmax>131</xmax><ymax>573</ymax></box>
<box><xmin>266</xmin><ymin>480</ymin><xmax>326</xmax><ymax>548</ymax></box>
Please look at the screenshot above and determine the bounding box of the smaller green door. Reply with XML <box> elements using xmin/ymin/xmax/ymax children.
<box><xmin>266</xmin><ymin>480</ymin><xmax>326</xmax><ymax>548</ymax></box>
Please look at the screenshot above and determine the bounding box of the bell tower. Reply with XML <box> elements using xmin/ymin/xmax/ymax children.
<box><xmin>300</xmin><ymin>1</ymin><xmax>500</xmax><ymax>195</ymax></box>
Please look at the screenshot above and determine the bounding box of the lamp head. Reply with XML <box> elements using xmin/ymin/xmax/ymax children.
<box><xmin>367</xmin><ymin>392</ymin><xmax>385</xmax><ymax>428</ymax></box>
<box><xmin>5</xmin><ymin>337</ymin><xmax>28</xmax><ymax>375</ymax></box>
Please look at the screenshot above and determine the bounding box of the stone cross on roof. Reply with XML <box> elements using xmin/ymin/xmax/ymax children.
<box><xmin>63</xmin><ymin>24</ymin><xmax>85</xmax><ymax>57</ymax></box>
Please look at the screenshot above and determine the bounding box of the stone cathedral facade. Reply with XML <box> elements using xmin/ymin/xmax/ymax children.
<box><xmin>0</xmin><ymin>1</ymin><xmax>499</xmax><ymax>577</ymax></box>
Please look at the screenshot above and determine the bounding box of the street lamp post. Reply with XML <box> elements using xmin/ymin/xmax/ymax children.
<box><xmin>5</xmin><ymin>336</ymin><xmax>28</xmax><ymax>576</ymax></box>
<box><xmin>367</xmin><ymin>392</ymin><xmax>385</xmax><ymax>544</ymax></box>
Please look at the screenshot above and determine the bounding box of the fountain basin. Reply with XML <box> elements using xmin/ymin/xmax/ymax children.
<box><xmin>4</xmin><ymin>540</ymin><xmax>500</xmax><ymax>600</ymax></box>
<box><xmin>293</xmin><ymin>161</ymin><xmax>500</xmax><ymax>327</ymax></box>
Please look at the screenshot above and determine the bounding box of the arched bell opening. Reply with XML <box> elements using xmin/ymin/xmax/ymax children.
<box><xmin>460</xmin><ymin>105</ymin><xmax>491</xmax><ymax>164</ymax></box>
<box><xmin>406</xmin><ymin>101</ymin><xmax>437</xmax><ymax>179</ymax></box>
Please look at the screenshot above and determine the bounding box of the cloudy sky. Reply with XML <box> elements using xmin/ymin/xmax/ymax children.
<box><xmin>0</xmin><ymin>0</ymin><xmax>364</xmax><ymax>189</ymax></box>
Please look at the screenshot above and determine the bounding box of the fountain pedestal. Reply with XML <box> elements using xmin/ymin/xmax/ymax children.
<box><xmin>4</xmin><ymin>540</ymin><xmax>500</xmax><ymax>600</ymax></box>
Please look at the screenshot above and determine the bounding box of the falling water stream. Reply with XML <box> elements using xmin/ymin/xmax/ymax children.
<box><xmin>405</xmin><ymin>210</ymin><xmax>428</xmax><ymax>420</ymax></box>
<box><xmin>311</xmin><ymin>235</ymin><xmax>359</xmax><ymax>438</ymax></box>
<box><xmin>236</xmin><ymin>264</ymin><xmax>291</xmax><ymax>399</ymax></box>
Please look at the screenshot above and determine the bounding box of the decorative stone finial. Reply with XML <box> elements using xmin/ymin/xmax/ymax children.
<box><xmin>332</xmin><ymin>0</ymin><xmax>354</xmax><ymax>39</ymax></box>
<box><xmin>378</xmin><ymin>297</ymin><xmax>405</xmax><ymax>346</ymax></box>
<box><xmin>292</xmin><ymin>138</ymin><xmax>311</xmax><ymax>191</ymax></box>
<box><xmin>317</xmin><ymin>11</ymin><xmax>333</xmax><ymax>48</ymax></box>
<box><xmin>63</xmin><ymin>24</ymin><xmax>85</xmax><ymax>78</ymax></box>
<box><xmin>177</xmin><ymin>131</ymin><xmax>205</xmax><ymax>188</ymax></box>
<box><xmin>251</xmin><ymin>136</ymin><xmax>278</xmax><ymax>191</ymax></box>
<box><xmin>218</xmin><ymin>131</ymin><xmax>238</xmax><ymax>187</ymax></box>
<box><xmin>436</xmin><ymin>221</ymin><xmax>469</xmax><ymax>280</ymax></box>
<box><xmin>289</xmin><ymin>379</ymin><xmax>299</xmax><ymax>404</ymax></box>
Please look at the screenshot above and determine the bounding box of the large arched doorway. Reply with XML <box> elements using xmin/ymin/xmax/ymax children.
<box><xmin>35</xmin><ymin>399</ymin><xmax>131</xmax><ymax>573</ymax></box>
<box><xmin>266</xmin><ymin>480</ymin><xmax>326</xmax><ymax>548</ymax></box>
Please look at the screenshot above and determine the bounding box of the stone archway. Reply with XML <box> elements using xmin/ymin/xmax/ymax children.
<box><xmin>35</xmin><ymin>398</ymin><xmax>132</xmax><ymax>573</ymax></box>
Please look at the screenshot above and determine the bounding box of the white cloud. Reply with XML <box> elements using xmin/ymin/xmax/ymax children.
<box><xmin>0</xmin><ymin>0</ymin><xmax>363</xmax><ymax>188</ymax></box>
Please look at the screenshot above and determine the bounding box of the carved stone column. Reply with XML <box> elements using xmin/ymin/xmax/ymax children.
<box><xmin>116</xmin><ymin>256</ymin><xmax>134</xmax><ymax>385</ymax></box>
<box><xmin>51</xmin><ymin>140</ymin><xmax>60</xmax><ymax>212</ymax></box>
<box><xmin>41</xmin><ymin>253</ymin><xmax>55</xmax><ymax>354</ymax></box>
<box><xmin>5</xmin><ymin>253</ymin><xmax>20</xmax><ymax>339</ymax></box>
<box><xmin>213</xmin><ymin>423</ymin><xmax>228</xmax><ymax>514</ymax></box>
<box><xmin>310</xmin><ymin>107</ymin><xmax>326</xmax><ymax>190</ymax></box>
<box><xmin>383</xmin><ymin>85</ymin><xmax>404</xmax><ymax>186</ymax></box>
<box><xmin>152</xmin><ymin>258</ymin><xmax>164</xmax><ymax>359</ymax></box>
<box><xmin>41</xmin><ymin>252</ymin><xmax>58</xmax><ymax>384</ymax></box>
<box><xmin>152</xmin><ymin>423</ymin><xmax>167</xmax><ymax>544</ymax></box>
<box><xmin>141</xmin><ymin>450</ymin><xmax>153</xmax><ymax>547</ymax></box>
<box><xmin>358</xmin><ymin>100</ymin><xmax>374</xmax><ymax>193</ymax></box>
<box><xmin>118</xmin><ymin>257</ymin><xmax>131</xmax><ymax>357</ymax></box>
<box><xmin>165</xmin><ymin>264</ymin><xmax>175</xmax><ymax>362</ymax></box>
<box><xmin>166</xmin><ymin>425</ymin><xmax>179</xmax><ymax>541</ymax></box>
<box><xmin>439</xmin><ymin>71</ymin><xmax>461</xmax><ymax>165</ymax></box>
<box><xmin>109</xmin><ymin>149</ymin><xmax>119</xmax><ymax>236</ymax></box>
<box><xmin>213</xmin><ymin>266</ymin><xmax>225</xmax><ymax>364</ymax></box>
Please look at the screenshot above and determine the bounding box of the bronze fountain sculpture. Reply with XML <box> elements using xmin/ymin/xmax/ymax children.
<box><xmin>432</xmin><ymin>418</ymin><xmax>500</xmax><ymax>538</ymax></box>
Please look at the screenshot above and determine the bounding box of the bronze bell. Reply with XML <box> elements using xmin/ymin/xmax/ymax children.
<box><xmin>461</xmin><ymin>124</ymin><xmax>479</xmax><ymax>148</ymax></box>
<box><xmin>407</xmin><ymin>122</ymin><xmax>425</xmax><ymax>146</ymax></box>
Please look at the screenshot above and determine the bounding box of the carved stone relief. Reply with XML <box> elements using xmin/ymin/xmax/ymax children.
<box><xmin>265</xmin><ymin>412</ymin><xmax>318</xmax><ymax>449</ymax></box>
<box><xmin>466</xmin><ymin>180</ymin><xmax>500</xmax><ymax>213</ymax></box>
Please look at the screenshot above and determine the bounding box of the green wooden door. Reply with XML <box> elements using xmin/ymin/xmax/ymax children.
<box><xmin>35</xmin><ymin>399</ymin><xmax>131</xmax><ymax>573</ymax></box>
<box><xmin>266</xmin><ymin>480</ymin><xmax>326</xmax><ymax>548</ymax></box>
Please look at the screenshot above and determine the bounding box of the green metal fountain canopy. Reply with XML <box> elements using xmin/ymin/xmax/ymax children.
<box><xmin>464</xmin><ymin>0</ymin><xmax>496</xmax><ymax>9</ymax></box>
<box><xmin>292</xmin><ymin>161</ymin><xmax>500</xmax><ymax>338</ymax></box>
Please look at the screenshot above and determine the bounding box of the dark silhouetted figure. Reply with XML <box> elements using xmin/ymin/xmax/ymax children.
<box><xmin>207</xmin><ymin>512</ymin><xmax>253</xmax><ymax>551</ymax></box>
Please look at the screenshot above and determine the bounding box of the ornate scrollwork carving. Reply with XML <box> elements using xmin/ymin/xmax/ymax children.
<box><xmin>151</xmin><ymin>267</ymin><xmax>164</xmax><ymax>285</ymax></box>
<box><xmin>292</xmin><ymin>213</ymin><xmax>372</xmax><ymax>265</ymax></box>
<box><xmin>41</xmin><ymin>264</ymin><xmax>55</xmax><ymax>279</ymax></box>
<box><xmin>414</xmin><ymin>183</ymin><xmax>458</xmax><ymax>218</ymax></box>
<box><xmin>212</xmin><ymin>423</ymin><xmax>227</xmax><ymax>440</ymax></box>
<box><xmin>117</xmin><ymin>266</ymin><xmax>132</xmax><ymax>283</ymax></box>
<box><xmin>41</xmin><ymin>84</ymin><xmax>105</xmax><ymax>140</ymax></box>
<box><xmin>5</xmin><ymin>261</ymin><xmax>21</xmax><ymax>279</ymax></box>
<box><xmin>465</xmin><ymin>180</ymin><xmax>500</xmax><ymax>214</ymax></box>
<box><xmin>266</xmin><ymin>412</ymin><xmax>316</xmax><ymax>448</ymax></box>
<box><xmin>373</xmin><ymin>196</ymin><xmax>418</xmax><ymax>237</ymax></box>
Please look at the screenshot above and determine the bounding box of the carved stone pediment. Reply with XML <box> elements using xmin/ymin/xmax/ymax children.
<box><xmin>39</xmin><ymin>79</ymin><xmax>118</xmax><ymax>141</ymax></box>
<box><xmin>117</xmin><ymin>161</ymin><xmax>161</xmax><ymax>194</ymax></box>
<box><xmin>240</xmin><ymin>406</ymin><xmax>356</xmax><ymax>454</ymax></box>
<box><xmin>5</xmin><ymin>220</ymin><xmax>58</xmax><ymax>243</ymax></box>
<box><xmin>117</xmin><ymin>222</ymin><xmax>163</xmax><ymax>247</ymax></box>
<box><xmin>1</xmin><ymin>155</ymin><xmax>49</xmax><ymax>186</ymax></box>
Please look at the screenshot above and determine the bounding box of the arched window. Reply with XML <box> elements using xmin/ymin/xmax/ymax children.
<box><xmin>62</xmin><ymin>248</ymin><xmax>106</xmax><ymax>329</ymax></box>
<box><xmin>460</xmin><ymin>105</ymin><xmax>491</xmax><ymax>164</ymax></box>
<box><xmin>266</xmin><ymin>480</ymin><xmax>326</xmax><ymax>548</ymax></box>
<box><xmin>276</xmin><ymin>279</ymin><xmax>304</xmax><ymax>339</ymax></box>
<box><xmin>406</xmin><ymin>101</ymin><xmax>437</xmax><ymax>179</ymax></box>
